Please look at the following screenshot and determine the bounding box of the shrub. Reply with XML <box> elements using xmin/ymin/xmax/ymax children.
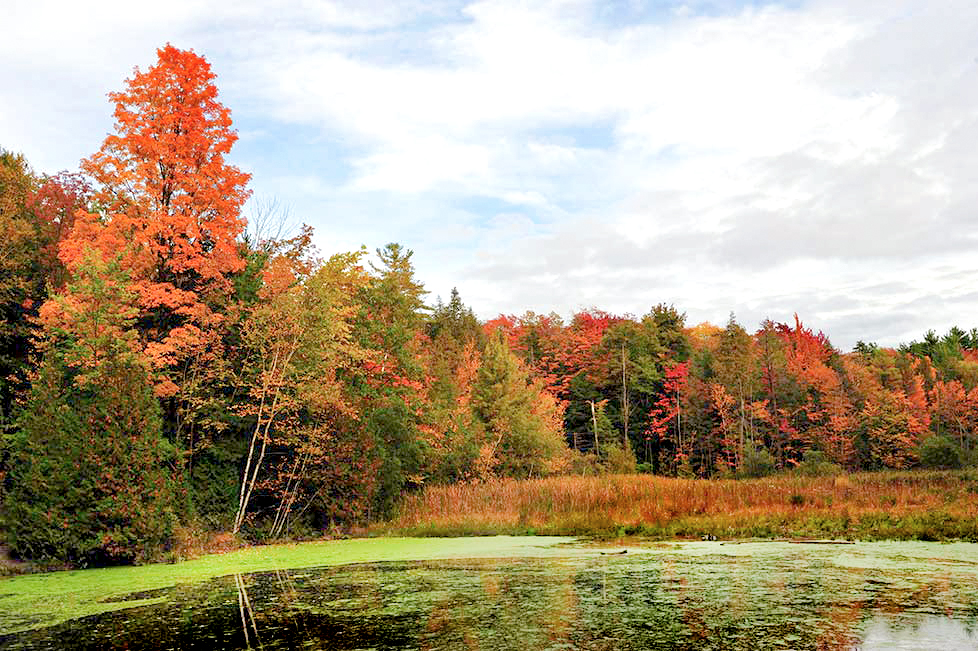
<box><xmin>676</xmin><ymin>455</ymin><xmax>696</xmax><ymax>479</ymax></box>
<box><xmin>367</xmin><ymin>403</ymin><xmax>423</xmax><ymax>519</ymax></box>
<box><xmin>738</xmin><ymin>444</ymin><xmax>776</xmax><ymax>478</ymax></box>
<box><xmin>472</xmin><ymin>332</ymin><xmax>567</xmax><ymax>479</ymax></box>
<box><xmin>570</xmin><ymin>452</ymin><xmax>605</xmax><ymax>476</ymax></box>
<box><xmin>962</xmin><ymin>448</ymin><xmax>978</xmax><ymax>469</ymax></box>
<box><xmin>601</xmin><ymin>443</ymin><xmax>637</xmax><ymax>474</ymax></box>
<box><xmin>918</xmin><ymin>435</ymin><xmax>963</xmax><ymax>470</ymax></box>
<box><xmin>795</xmin><ymin>450</ymin><xmax>843</xmax><ymax>477</ymax></box>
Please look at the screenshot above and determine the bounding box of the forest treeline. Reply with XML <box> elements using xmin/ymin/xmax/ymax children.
<box><xmin>1</xmin><ymin>45</ymin><xmax>976</xmax><ymax>566</ymax></box>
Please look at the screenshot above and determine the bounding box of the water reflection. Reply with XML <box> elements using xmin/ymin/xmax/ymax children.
<box><xmin>861</xmin><ymin>614</ymin><xmax>978</xmax><ymax>650</ymax></box>
<box><xmin>234</xmin><ymin>574</ymin><xmax>259</xmax><ymax>649</ymax></box>
<box><xmin>2</xmin><ymin>546</ymin><xmax>978</xmax><ymax>650</ymax></box>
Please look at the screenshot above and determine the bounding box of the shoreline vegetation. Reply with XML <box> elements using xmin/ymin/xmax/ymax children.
<box><xmin>378</xmin><ymin>470</ymin><xmax>978</xmax><ymax>542</ymax></box>
<box><xmin>5</xmin><ymin>469</ymin><xmax>976</xmax><ymax>580</ymax></box>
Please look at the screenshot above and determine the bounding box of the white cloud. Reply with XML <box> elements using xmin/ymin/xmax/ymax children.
<box><xmin>3</xmin><ymin>0</ymin><xmax>978</xmax><ymax>348</ymax></box>
<box><xmin>351</xmin><ymin>136</ymin><xmax>492</xmax><ymax>193</ymax></box>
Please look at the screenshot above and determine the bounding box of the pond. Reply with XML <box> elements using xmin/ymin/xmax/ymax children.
<box><xmin>2</xmin><ymin>540</ymin><xmax>978</xmax><ymax>650</ymax></box>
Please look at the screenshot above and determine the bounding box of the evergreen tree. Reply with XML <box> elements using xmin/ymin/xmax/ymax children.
<box><xmin>355</xmin><ymin>243</ymin><xmax>428</xmax><ymax>516</ymax></box>
<box><xmin>472</xmin><ymin>332</ymin><xmax>566</xmax><ymax>479</ymax></box>
<box><xmin>3</xmin><ymin>253</ymin><xmax>176</xmax><ymax>564</ymax></box>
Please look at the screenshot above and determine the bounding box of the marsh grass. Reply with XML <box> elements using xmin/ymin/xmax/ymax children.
<box><xmin>380</xmin><ymin>470</ymin><xmax>978</xmax><ymax>541</ymax></box>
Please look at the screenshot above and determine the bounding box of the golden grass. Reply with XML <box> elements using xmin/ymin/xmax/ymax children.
<box><xmin>379</xmin><ymin>470</ymin><xmax>978</xmax><ymax>541</ymax></box>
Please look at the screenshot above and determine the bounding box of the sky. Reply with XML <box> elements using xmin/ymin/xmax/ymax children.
<box><xmin>3</xmin><ymin>0</ymin><xmax>977</xmax><ymax>350</ymax></box>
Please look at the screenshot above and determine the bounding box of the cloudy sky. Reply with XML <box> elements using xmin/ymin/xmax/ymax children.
<box><xmin>3</xmin><ymin>0</ymin><xmax>977</xmax><ymax>349</ymax></box>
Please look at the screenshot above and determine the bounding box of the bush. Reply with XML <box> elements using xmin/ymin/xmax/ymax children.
<box><xmin>570</xmin><ymin>452</ymin><xmax>605</xmax><ymax>476</ymax></box>
<box><xmin>601</xmin><ymin>443</ymin><xmax>637</xmax><ymax>474</ymax></box>
<box><xmin>918</xmin><ymin>435</ymin><xmax>963</xmax><ymax>470</ymax></box>
<box><xmin>738</xmin><ymin>444</ymin><xmax>776</xmax><ymax>478</ymax></box>
<box><xmin>676</xmin><ymin>455</ymin><xmax>696</xmax><ymax>479</ymax></box>
<box><xmin>367</xmin><ymin>403</ymin><xmax>423</xmax><ymax>519</ymax></box>
<box><xmin>795</xmin><ymin>450</ymin><xmax>843</xmax><ymax>477</ymax></box>
<box><xmin>962</xmin><ymin>447</ymin><xmax>978</xmax><ymax>468</ymax></box>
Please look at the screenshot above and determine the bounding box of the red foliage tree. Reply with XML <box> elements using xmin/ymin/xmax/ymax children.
<box><xmin>26</xmin><ymin>172</ymin><xmax>91</xmax><ymax>289</ymax></box>
<box><xmin>646</xmin><ymin>361</ymin><xmax>690</xmax><ymax>469</ymax></box>
<box><xmin>484</xmin><ymin>311</ymin><xmax>567</xmax><ymax>399</ymax></box>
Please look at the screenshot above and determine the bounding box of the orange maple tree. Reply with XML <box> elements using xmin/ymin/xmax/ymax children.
<box><xmin>58</xmin><ymin>44</ymin><xmax>251</xmax><ymax>395</ymax></box>
<box><xmin>777</xmin><ymin>315</ymin><xmax>855</xmax><ymax>464</ymax></box>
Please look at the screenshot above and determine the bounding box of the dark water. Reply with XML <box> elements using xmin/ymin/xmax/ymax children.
<box><xmin>3</xmin><ymin>546</ymin><xmax>978</xmax><ymax>650</ymax></box>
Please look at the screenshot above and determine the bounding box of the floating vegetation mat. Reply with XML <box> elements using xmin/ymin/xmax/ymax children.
<box><xmin>2</xmin><ymin>539</ymin><xmax>978</xmax><ymax>649</ymax></box>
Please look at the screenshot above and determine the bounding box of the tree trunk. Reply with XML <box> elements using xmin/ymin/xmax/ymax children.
<box><xmin>590</xmin><ymin>400</ymin><xmax>599</xmax><ymax>455</ymax></box>
<box><xmin>621</xmin><ymin>343</ymin><xmax>629</xmax><ymax>451</ymax></box>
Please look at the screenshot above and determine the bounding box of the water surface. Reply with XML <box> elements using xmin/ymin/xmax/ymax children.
<box><xmin>2</xmin><ymin>541</ymin><xmax>977</xmax><ymax>650</ymax></box>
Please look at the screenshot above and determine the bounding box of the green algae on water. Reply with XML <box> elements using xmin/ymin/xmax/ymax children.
<box><xmin>0</xmin><ymin>536</ymin><xmax>575</xmax><ymax>636</ymax></box>
<box><xmin>3</xmin><ymin>538</ymin><xmax>978</xmax><ymax>649</ymax></box>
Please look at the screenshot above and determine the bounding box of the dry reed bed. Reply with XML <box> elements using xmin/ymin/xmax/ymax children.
<box><xmin>384</xmin><ymin>471</ymin><xmax>978</xmax><ymax>539</ymax></box>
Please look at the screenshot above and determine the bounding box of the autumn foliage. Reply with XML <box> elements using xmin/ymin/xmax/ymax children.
<box><xmin>3</xmin><ymin>44</ymin><xmax>978</xmax><ymax>566</ymax></box>
<box><xmin>65</xmin><ymin>44</ymin><xmax>250</xmax><ymax>393</ymax></box>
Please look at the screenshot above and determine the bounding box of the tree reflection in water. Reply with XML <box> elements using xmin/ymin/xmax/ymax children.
<box><xmin>3</xmin><ymin>546</ymin><xmax>978</xmax><ymax>650</ymax></box>
<box><xmin>234</xmin><ymin>574</ymin><xmax>260</xmax><ymax>650</ymax></box>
